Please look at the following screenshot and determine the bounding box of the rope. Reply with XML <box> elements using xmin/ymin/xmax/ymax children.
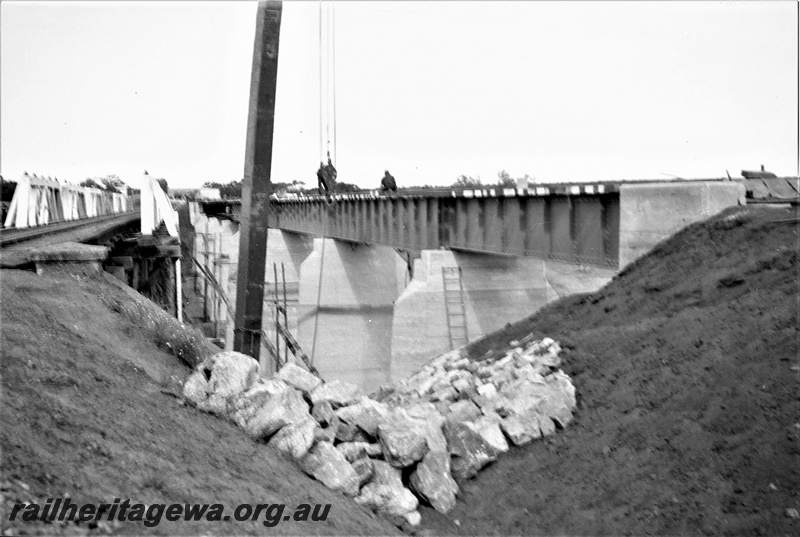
<box><xmin>331</xmin><ymin>0</ymin><xmax>337</xmax><ymax>164</ymax></box>
<box><xmin>318</xmin><ymin>0</ymin><xmax>323</xmax><ymax>164</ymax></box>
<box><xmin>318</xmin><ymin>0</ymin><xmax>337</xmax><ymax>164</ymax></box>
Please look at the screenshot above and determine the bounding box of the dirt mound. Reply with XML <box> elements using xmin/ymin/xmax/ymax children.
<box><xmin>0</xmin><ymin>266</ymin><xmax>397</xmax><ymax>535</ymax></box>
<box><xmin>420</xmin><ymin>205</ymin><xmax>799</xmax><ymax>536</ymax></box>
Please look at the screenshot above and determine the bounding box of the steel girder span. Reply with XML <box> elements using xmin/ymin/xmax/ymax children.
<box><xmin>267</xmin><ymin>187</ymin><xmax>621</xmax><ymax>270</ymax></box>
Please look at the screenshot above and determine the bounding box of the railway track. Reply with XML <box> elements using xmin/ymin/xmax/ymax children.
<box><xmin>0</xmin><ymin>211</ymin><xmax>140</xmax><ymax>248</ymax></box>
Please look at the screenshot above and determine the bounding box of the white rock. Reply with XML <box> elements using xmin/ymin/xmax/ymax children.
<box><xmin>500</xmin><ymin>414</ymin><xmax>540</xmax><ymax>446</ymax></box>
<box><xmin>402</xmin><ymin>403</ymin><xmax>448</xmax><ymax>453</ymax></box>
<box><xmin>402</xmin><ymin>510</ymin><xmax>422</xmax><ymax>527</ymax></box>
<box><xmin>351</xmin><ymin>457</ymin><xmax>375</xmax><ymax>489</ymax></box>
<box><xmin>184</xmin><ymin>351</ymin><xmax>259</xmax><ymax>416</ymax></box>
<box><xmin>409</xmin><ymin>450</ymin><xmax>459</xmax><ymax>514</ymax></box>
<box><xmin>269</xmin><ymin>417</ymin><xmax>319</xmax><ymax>461</ymax></box>
<box><xmin>476</xmin><ymin>383</ymin><xmax>497</xmax><ymax>399</ymax></box>
<box><xmin>336</xmin><ymin>441</ymin><xmax>368</xmax><ymax>463</ymax></box>
<box><xmin>451</xmin><ymin>376</ymin><xmax>473</xmax><ymax>394</ymax></box>
<box><xmin>356</xmin><ymin>461</ymin><xmax>419</xmax><ymax>517</ymax></box>
<box><xmin>277</xmin><ymin>362</ymin><xmax>322</xmax><ymax>395</ymax></box>
<box><xmin>299</xmin><ymin>441</ymin><xmax>361</xmax><ymax>497</ymax></box>
<box><xmin>474</xmin><ymin>413</ymin><xmax>509</xmax><ymax>454</ymax></box>
<box><xmin>446</xmin><ymin>399</ymin><xmax>482</xmax><ymax>423</ymax></box>
<box><xmin>334</xmin><ymin>397</ymin><xmax>392</xmax><ymax>436</ymax></box>
<box><xmin>378</xmin><ymin>419</ymin><xmax>428</xmax><ymax>468</ymax></box>
<box><xmin>444</xmin><ymin>420</ymin><xmax>499</xmax><ymax>480</ymax></box>
<box><xmin>232</xmin><ymin>384</ymin><xmax>310</xmax><ymax>440</ymax></box>
<box><xmin>311</xmin><ymin>400</ymin><xmax>335</xmax><ymax>426</ymax></box>
<box><xmin>182</xmin><ymin>370</ymin><xmax>208</xmax><ymax>407</ymax></box>
<box><xmin>310</xmin><ymin>379</ymin><xmax>362</xmax><ymax>408</ymax></box>
<box><xmin>370</xmin><ymin>459</ymin><xmax>404</xmax><ymax>487</ymax></box>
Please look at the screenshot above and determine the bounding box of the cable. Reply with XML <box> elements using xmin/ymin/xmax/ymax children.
<box><xmin>331</xmin><ymin>0</ymin><xmax>337</xmax><ymax>164</ymax></box>
<box><xmin>325</xmin><ymin>0</ymin><xmax>332</xmax><ymax>159</ymax></box>
<box><xmin>318</xmin><ymin>0</ymin><xmax>323</xmax><ymax>164</ymax></box>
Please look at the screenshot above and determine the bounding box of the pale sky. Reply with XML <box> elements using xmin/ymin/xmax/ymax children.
<box><xmin>1</xmin><ymin>1</ymin><xmax>798</xmax><ymax>190</ymax></box>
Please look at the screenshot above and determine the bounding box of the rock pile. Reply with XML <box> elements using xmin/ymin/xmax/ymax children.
<box><xmin>183</xmin><ymin>335</ymin><xmax>575</xmax><ymax>529</ymax></box>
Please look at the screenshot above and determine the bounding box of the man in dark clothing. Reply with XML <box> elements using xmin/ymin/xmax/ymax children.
<box><xmin>316</xmin><ymin>154</ymin><xmax>337</xmax><ymax>195</ymax></box>
<box><xmin>380</xmin><ymin>170</ymin><xmax>397</xmax><ymax>192</ymax></box>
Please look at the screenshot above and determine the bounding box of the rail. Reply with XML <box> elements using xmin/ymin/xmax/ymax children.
<box><xmin>0</xmin><ymin>211</ymin><xmax>140</xmax><ymax>248</ymax></box>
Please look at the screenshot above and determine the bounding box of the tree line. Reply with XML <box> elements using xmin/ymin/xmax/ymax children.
<box><xmin>202</xmin><ymin>169</ymin><xmax>534</xmax><ymax>198</ymax></box>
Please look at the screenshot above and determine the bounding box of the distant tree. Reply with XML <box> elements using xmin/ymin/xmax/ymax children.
<box><xmin>286</xmin><ymin>180</ymin><xmax>306</xmax><ymax>192</ymax></box>
<box><xmin>452</xmin><ymin>175</ymin><xmax>482</xmax><ymax>188</ymax></box>
<box><xmin>81</xmin><ymin>175</ymin><xmax>127</xmax><ymax>193</ymax></box>
<box><xmin>80</xmin><ymin>178</ymin><xmax>103</xmax><ymax>190</ymax></box>
<box><xmin>334</xmin><ymin>182</ymin><xmax>360</xmax><ymax>193</ymax></box>
<box><xmin>496</xmin><ymin>170</ymin><xmax>515</xmax><ymax>187</ymax></box>
<box><xmin>203</xmin><ymin>180</ymin><xmax>242</xmax><ymax>199</ymax></box>
<box><xmin>100</xmin><ymin>174</ymin><xmax>127</xmax><ymax>193</ymax></box>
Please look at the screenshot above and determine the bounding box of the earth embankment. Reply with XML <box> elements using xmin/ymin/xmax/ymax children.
<box><xmin>419</xmin><ymin>204</ymin><xmax>799</xmax><ymax>535</ymax></box>
<box><xmin>0</xmin><ymin>266</ymin><xmax>397</xmax><ymax>535</ymax></box>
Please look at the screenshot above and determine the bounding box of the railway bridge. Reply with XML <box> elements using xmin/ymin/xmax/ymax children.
<box><xmin>193</xmin><ymin>179</ymin><xmax>746</xmax><ymax>389</ymax></box>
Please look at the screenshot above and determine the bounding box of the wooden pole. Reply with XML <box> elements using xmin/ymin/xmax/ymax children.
<box><xmin>233</xmin><ymin>1</ymin><xmax>282</xmax><ymax>366</ymax></box>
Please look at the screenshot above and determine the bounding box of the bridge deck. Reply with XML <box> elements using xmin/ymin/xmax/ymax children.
<box><xmin>202</xmin><ymin>183</ymin><xmax>623</xmax><ymax>269</ymax></box>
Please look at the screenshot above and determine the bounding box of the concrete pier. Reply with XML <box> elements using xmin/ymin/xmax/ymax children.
<box><xmin>297</xmin><ymin>239</ymin><xmax>407</xmax><ymax>391</ymax></box>
<box><xmin>390</xmin><ymin>251</ymin><xmax>616</xmax><ymax>380</ymax></box>
<box><xmin>186</xmin><ymin>179</ymin><xmax>746</xmax><ymax>391</ymax></box>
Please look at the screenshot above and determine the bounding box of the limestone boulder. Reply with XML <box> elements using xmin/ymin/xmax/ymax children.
<box><xmin>182</xmin><ymin>370</ymin><xmax>208</xmax><ymax>408</ymax></box>
<box><xmin>336</xmin><ymin>441</ymin><xmax>367</xmax><ymax>463</ymax></box>
<box><xmin>310</xmin><ymin>379</ymin><xmax>362</xmax><ymax>408</ymax></box>
<box><xmin>356</xmin><ymin>461</ymin><xmax>419</xmax><ymax>518</ymax></box>
<box><xmin>311</xmin><ymin>400</ymin><xmax>335</xmax><ymax>426</ymax></box>
<box><xmin>409</xmin><ymin>450</ymin><xmax>459</xmax><ymax>514</ymax></box>
<box><xmin>351</xmin><ymin>457</ymin><xmax>375</xmax><ymax>489</ymax></box>
<box><xmin>370</xmin><ymin>459</ymin><xmax>404</xmax><ymax>487</ymax></box>
<box><xmin>547</xmin><ymin>370</ymin><xmax>577</xmax><ymax>410</ymax></box>
<box><xmin>277</xmin><ymin>362</ymin><xmax>322</xmax><ymax>395</ymax></box>
<box><xmin>334</xmin><ymin>397</ymin><xmax>392</xmax><ymax>436</ymax></box>
<box><xmin>269</xmin><ymin>416</ymin><xmax>319</xmax><ymax>461</ymax></box>
<box><xmin>404</xmin><ymin>403</ymin><xmax>448</xmax><ymax>453</ymax></box>
<box><xmin>444</xmin><ymin>420</ymin><xmax>499</xmax><ymax>481</ymax></box>
<box><xmin>299</xmin><ymin>441</ymin><xmax>361</xmax><ymax>497</ymax></box>
<box><xmin>334</xmin><ymin>419</ymin><xmax>357</xmax><ymax>442</ymax></box>
<box><xmin>430</xmin><ymin>385</ymin><xmax>458</xmax><ymax>403</ymax></box>
<box><xmin>499</xmin><ymin>414</ymin><xmax>541</xmax><ymax>446</ymax></box>
<box><xmin>232</xmin><ymin>383</ymin><xmax>310</xmax><ymax>440</ymax></box>
<box><xmin>378</xmin><ymin>418</ymin><xmax>428</xmax><ymax>468</ymax></box>
<box><xmin>473</xmin><ymin>413</ymin><xmax>509</xmax><ymax>454</ymax></box>
<box><xmin>314</xmin><ymin>425</ymin><xmax>337</xmax><ymax>445</ymax></box>
<box><xmin>476</xmin><ymin>382</ymin><xmax>498</xmax><ymax>400</ymax></box>
<box><xmin>451</xmin><ymin>376</ymin><xmax>473</xmax><ymax>394</ymax></box>
<box><xmin>183</xmin><ymin>351</ymin><xmax>259</xmax><ymax>416</ymax></box>
<box><xmin>445</xmin><ymin>399</ymin><xmax>482</xmax><ymax>423</ymax></box>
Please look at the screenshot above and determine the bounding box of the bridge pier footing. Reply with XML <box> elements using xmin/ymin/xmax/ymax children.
<box><xmin>390</xmin><ymin>251</ymin><xmax>616</xmax><ymax>381</ymax></box>
<box><xmin>297</xmin><ymin>238</ymin><xmax>407</xmax><ymax>392</ymax></box>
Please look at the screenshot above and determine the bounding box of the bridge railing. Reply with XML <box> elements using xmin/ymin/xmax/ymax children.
<box><xmin>2</xmin><ymin>173</ymin><xmax>132</xmax><ymax>229</ymax></box>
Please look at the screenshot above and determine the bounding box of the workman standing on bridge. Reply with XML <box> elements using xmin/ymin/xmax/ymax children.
<box><xmin>316</xmin><ymin>153</ymin><xmax>337</xmax><ymax>196</ymax></box>
<box><xmin>380</xmin><ymin>170</ymin><xmax>397</xmax><ymax>193</ymax></box>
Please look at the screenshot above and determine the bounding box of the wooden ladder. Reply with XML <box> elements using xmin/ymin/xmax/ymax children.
<box><xmin>442</xmin><ymin>266</ymin><xmax>469</xmax><ymax>350</ymax></box>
